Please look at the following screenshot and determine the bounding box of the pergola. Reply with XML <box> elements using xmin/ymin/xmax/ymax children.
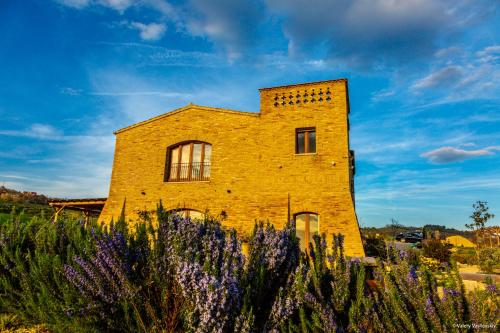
<box><xmin>48</xmin><ymin>198</ymin><xmax>107</xmax><ymax>222</ymax></box>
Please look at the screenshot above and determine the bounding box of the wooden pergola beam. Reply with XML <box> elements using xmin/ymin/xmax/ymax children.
<box><xmin>48</xmin><ymin>198</ymin><xmax>107</xmax><ymax>222</ymax></box>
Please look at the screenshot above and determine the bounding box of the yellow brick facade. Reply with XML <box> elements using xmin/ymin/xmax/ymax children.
<box><xmin>99</xmin><ymin>79</ymin><xmax>365</xmax><ymax>256</ymax></box>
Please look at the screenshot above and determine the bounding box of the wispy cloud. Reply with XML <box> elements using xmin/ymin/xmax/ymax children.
<box><xmin>411</xmin><ymin>66</ymin><xmax>463</xmax><ymax>90</ymax></box>
<box><xmin>53</xmin><ymin>0</ymin><xmax>498</xmax><ymax>71</ymax></box>
<box><xmin>370</xmin><ymin>88</ymin><xmax>395</xmax><ymax>102</ymax></box>
<box><xmin>476</xmin><ymin>45</ymin><xmax>500</xmax><ymax>63</ymax></box>
<box><xmin>54</xmin><ymin>0</ymin><xmax>91</xmax><ymax>9</ymax></box>
<box><xmin>96</xmin><ymin>42</ymin><xmax>224</xmax><ymax>67</ymax></box>
<box><xmin>0</xmin><ymin>124</ymin><xmax>63</xmax><ymax>140</ymax></box>
<box><xmin>409</xmin><ymin>44</ymin><xmax>500</xmax><ymax>103</ymax></box>
<box><xmin>60</xmin><ymin>87</ymin><xmax>82</xmax><ymax>96</ymax></box>
<box><xmin>90</xmin><ymin>91</ymin><xmax>192</xmax><ymax>97</ymax></box>
<box><xmin>0</xmin><ymin>122</ymin><xmax>115</xmax><ymax>198</ymax></box>
<box><xmin>358</xmin><ymin>174</ymin><xmax>500</xmax><ymax>201</ymax></box>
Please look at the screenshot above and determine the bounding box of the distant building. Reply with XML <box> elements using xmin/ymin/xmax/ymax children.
<box><xmin>99</xmin><ymin>79</ymin><xmax>365</xmax><ymax>256</ymax></box>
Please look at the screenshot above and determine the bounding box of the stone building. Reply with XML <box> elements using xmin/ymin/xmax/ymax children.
<box><xmin>99</xmin><ymin>79</ymin><xmax>364</xmax><ymax>256</ymax></box>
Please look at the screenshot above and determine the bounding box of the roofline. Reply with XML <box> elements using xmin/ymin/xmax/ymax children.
<box><xmin>114</xmin><ymin>104</ymin><xmax>259</xmax><ymax>134</ymax></box>
<box><xmin>48</xmin><ymin>198</ymin><xmax>107</xmax><ymax>204</ymax></box>
<box><xmin>258</xmin><ymin>78</ymin><xmax>348</xmax><ymax>91</ymax></box>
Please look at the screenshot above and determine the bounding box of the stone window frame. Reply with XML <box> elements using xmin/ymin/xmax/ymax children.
<box><xmin>295</xmin><ymin>127</ymin><xmax>316</xmax><ymax>154</ymax></box>
<box><xmin>165</xmin><ymin>141</ymin><xmax>212</xmax><ymax>182</ymax></box>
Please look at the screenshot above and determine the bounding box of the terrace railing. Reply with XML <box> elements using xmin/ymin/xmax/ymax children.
<box><xmin>169</xmin><ymin>162</ymin><xmax>211</xmax><ymax>182</ymax></box>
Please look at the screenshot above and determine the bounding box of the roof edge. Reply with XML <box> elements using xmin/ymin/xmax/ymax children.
<box><xmin>114</xmin><ymin>104</ymin><xmax>258</xmax><ymax>134</ymax></box>
<box><xmin>258</xmin><ymin>78</ymin><xmax>348</xmax><ymax>91</ymax></box>
<box><xmin>48</xmin><ymin>198</ymin><xmax>107</xmax><ymax>203</ymax></box>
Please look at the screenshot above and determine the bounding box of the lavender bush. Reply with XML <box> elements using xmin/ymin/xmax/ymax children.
<box><xmin>1</xmin><ymin>203</ymin><xmax>499</xmax><ymax>332</ymax></box>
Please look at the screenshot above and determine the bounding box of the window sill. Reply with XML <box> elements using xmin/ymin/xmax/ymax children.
<box><xmin>295</xmin><ymin>153</ymin><xmax>317</xmax><ymax>156</ymax></box>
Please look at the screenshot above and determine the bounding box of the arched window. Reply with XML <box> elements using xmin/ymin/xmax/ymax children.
<box><xmin>294</xmin><ymin>212</ymin><xmax>319</xmax><ymax>251</ymax></box>
<box><xmin>168</xmin><ymin>209</ymin><xmax>204</xmax><ymax>220</ymax></box>
<box><xmin>166</xmin><ymin>142</ymin><xmax>211</xmax><ymax>182</ymax></box>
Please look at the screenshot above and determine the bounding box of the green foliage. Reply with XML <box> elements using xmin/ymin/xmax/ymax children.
<box><xmin>1</xmin><ymin>208</ymin><xmax>499</xmax><ymax>333</ymax></box>
<box><xmin>467</xmin><ymin>201</ymin><xmax>495</xmax><ymax>230</ymax></box>
<box><xmin>363</xmin><ymin>234</ymin><xmax>387</xmax><ymax>258</ymax></box>
<box><xmin>422</xmin><ymin>239</ymin><xmax>452</xmax><ymax>263</ymax></box>
<box><xmin>0</xmin><ymin>213</ymin><xmax>101</xmax><ymax>332</ymax></box>
<box><xmin>478</xmin><ymin>247</ymin><xmax>500</xmax><ymax>274</ymax></box>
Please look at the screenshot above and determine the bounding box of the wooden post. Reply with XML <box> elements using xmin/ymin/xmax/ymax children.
<box><xmin>287</xmin><ymin>193</ymin><xmax>291</xmax><ymax>222</ymax></box>
<box><xmin>53</xmin><ymin>205</ymin><xmax>65</xmax><ymax>222</ymax></box>
<box><xmin>83</xmin><ymin>211</ymin><xmax>90</xmax><ymax>225</ymax></box>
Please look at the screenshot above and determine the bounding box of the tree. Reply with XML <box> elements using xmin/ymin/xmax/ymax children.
<box><xmin>466</xmin><ymin>201</ymin><xmax>495</xmax><ymax>247</ymax></box>
<box><xmin>484</xmin><ymin>225</ymin><xmax>500</xmax><ymax>247</ymax></box>
<box><xmin>389</xmin><ymin>218</ymin><xmax>404</xmax><ymax>239</ymax></box>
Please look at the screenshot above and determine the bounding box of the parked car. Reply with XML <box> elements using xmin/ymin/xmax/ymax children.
<box><xmin>395</xmin><ymin>231</ymin><xmax>423</xmax><ymax>243</ymax></box>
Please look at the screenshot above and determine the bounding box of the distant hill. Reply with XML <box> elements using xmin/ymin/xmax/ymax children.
<box><xmin>361</xmin><ymin>224</ymin><xmax>473</xmax><ymax>240</ymax></box>
<box><xmin>0</xmin><ymin>185</ymin><xmax>49</xmax><ymax>204</ymax></box>
<box><xmin>0</xmin><ymin>186</ymin><xmax>52</xmax><ymax>221</ymax></box>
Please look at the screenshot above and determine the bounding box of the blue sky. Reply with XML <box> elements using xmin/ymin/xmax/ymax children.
<box><xmin>0</xmin><ymin>0</ymin><xmax>499</xmax><ymax>229</ymax></box>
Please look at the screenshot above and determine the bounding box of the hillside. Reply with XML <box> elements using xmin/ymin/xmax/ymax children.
<box><xmin>361</xmin><ymin>224</ymin><xmax>473</xmax><ymax>240</ymax></box>
<box><xmin>0</xmin><ymin>186</ymin><xmax>53</xmax><ymax>222</ymax></box>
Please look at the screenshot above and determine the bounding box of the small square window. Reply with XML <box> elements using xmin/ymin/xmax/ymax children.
<box><xmin>296</xmin><ymin>128</ymin><xmax>316</xmax><ymax>154</ymax></box>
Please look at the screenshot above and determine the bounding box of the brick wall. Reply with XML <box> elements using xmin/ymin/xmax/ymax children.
<box><xmin>99</xmin><ymin>79</ymin><xmax>365</xmax><ymax>256</ymax></box>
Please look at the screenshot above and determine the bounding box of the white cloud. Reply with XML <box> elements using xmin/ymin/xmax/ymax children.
<box><xmin>130</xmin><ymin>22</ymin><xmax>167</xmax><ymax>41</ymax></box>
<box><xmin>184</xmin><ymin>0</ymin><xmax>262</xmax><ymax>60</ymax></box>
<box><xmin>420</xmin><ymin>146</ymin><xmax>496</xmax><ymax>164</ymax></box>
<box><xmin>55</xmin><ymin>0</ymin><xmax>133</xmax><ymax>11</ymax></box>
<box><xmin>434</xmin><ymin>46</ymin><xmax>463</xmax><ymax>58</ymax></box>
<box><xmin>144</xmin><ymin>0</ymin><xmax>177</xmax><ymax>18</ymax></box>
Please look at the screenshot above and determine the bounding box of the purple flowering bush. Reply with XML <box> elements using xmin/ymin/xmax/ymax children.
<box><xmin>1</xmin><ymin>203</ymin><xmax>499</xmax><ymax>333</ymax></box>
